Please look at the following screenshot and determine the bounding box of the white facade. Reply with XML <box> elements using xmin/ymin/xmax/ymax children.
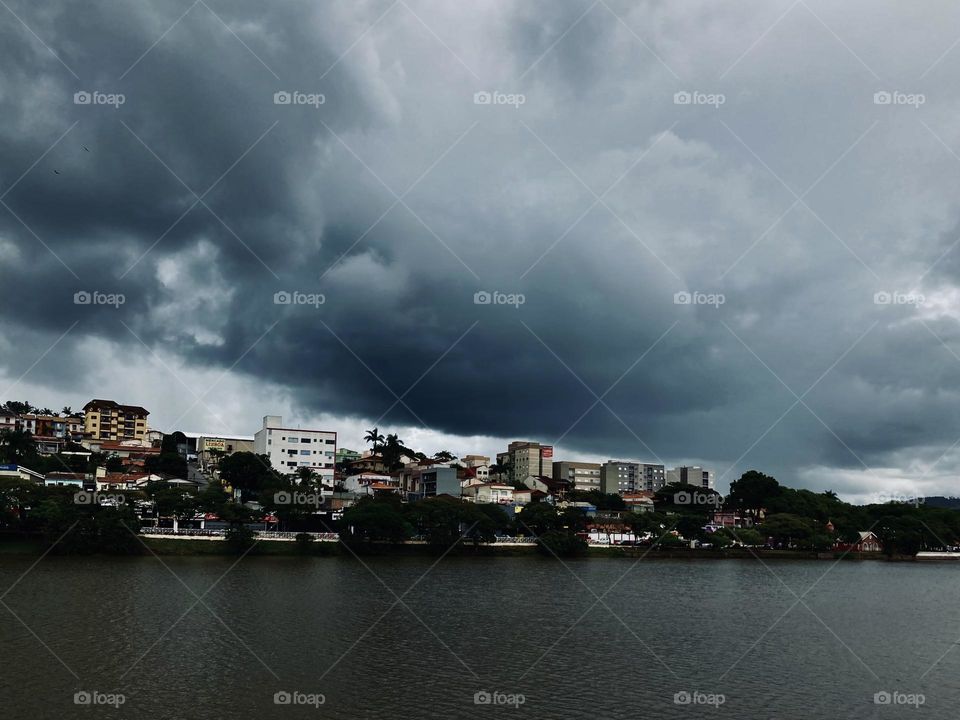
<box><xmin>253</xmin><ymin>415</ymin><xmax>336</xmax><ymax>481</ymax></box>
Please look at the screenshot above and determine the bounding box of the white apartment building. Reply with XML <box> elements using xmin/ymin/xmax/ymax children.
<box><xmin>666</xmin><ymin>466</ymin><xmax>715</xmax><ymax>490</ymax></box>
<box><xmin>601</xmin><ymin>461</ymin><xmax>666</xmax><ymax>494</ymax></box>
<box><xmin>253</xmin><ymin>415</ymin><xmax>336</xmax><ymax>481</ymax></box>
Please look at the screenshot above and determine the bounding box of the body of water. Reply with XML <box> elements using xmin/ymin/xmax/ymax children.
<box><xmin>1</xmin><ymin>554</ymin><xmax>958</xmax><ymax>718</ymax></box>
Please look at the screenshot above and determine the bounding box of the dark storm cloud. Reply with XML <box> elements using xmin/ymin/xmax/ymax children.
<box><xmin>4</xmin><ymin>0</ymin><xmax>960</xmax><ymax>496</ymax></box>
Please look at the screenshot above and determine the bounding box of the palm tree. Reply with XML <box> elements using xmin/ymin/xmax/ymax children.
<box><xmin>364</xmin><ymin>427</ymin><xmax>385</xmax><ymax>454</ymax></box>
<box><xmin>433</xmin><ymin>450</ymin><xmax>456</xmax><ymax>464</ymax></box>
<box><xmin>60</xmin><ymin>406</ymin><xmax>73</xmax><ymax>417</ymax></box>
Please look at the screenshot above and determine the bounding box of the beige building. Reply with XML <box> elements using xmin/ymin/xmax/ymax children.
<box><xmin>497</xmin><ymin>441</ymin><xmax>553</xmax><ymax>485</ymax></box>
<box><xmin>462</xmin><ymin>454</ymin><xmax>490</xmax><ymax>468</ymax></box>
<box><xmin>82</xmin><ymin>399</ymin><xmax>149</xmax><ymax>441</ymax></box>
<box><xmin>553</xmin><ymin>461</ymin><xmax>602</xmax><ymax>492</ymax></box>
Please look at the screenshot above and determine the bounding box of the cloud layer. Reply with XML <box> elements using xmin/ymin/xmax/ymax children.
<box><xmin>4</xmin><ymin>0</ymin><xmax>960</xmax><ymax>500</ymax></box>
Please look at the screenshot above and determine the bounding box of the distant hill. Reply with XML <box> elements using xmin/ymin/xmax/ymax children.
<box><xmin>921</xmin><ymin>496</ymin><xmax>960</xmax><ymax>509</ymax></box>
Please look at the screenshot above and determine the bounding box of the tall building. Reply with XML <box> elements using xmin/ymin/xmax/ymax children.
<box><xmin>666</xmin><ymin>466</ymin><xmax>714</xmax><ymax>490</ymax></box>
<box><xmin>497</xmin><ymin>441</ymin><xmax>553</xmax><ymax>484</ymax></box>
<box><xmin>253</xmin><ymin>415</ymin><xmax>336</xmax><ymax>482</ymax></box>
<box><xmin>601</xmin><ymin>461</ymin><xmax>665</xmax><ymax>494</ymax></box>
<box><xmin>82</xmin><ymin>399</ymin><xmax>149</xmax><ymax>441</ymax></box>
<box><xmin>553</xmin><ymin>461</ymin><xmax>601</xmax><ymax>492</ymax></box>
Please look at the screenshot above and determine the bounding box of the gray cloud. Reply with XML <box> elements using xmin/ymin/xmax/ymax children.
<box><xmin>4</xmin><ymin>0</ymin><xmax>960</xmax><ymax>498</ymax></box>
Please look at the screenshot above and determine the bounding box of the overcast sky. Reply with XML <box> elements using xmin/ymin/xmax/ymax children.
<box><xmin>3</xmin><ymin>0</ymin><xmax>960</xmax><ymax>502</ymax></box>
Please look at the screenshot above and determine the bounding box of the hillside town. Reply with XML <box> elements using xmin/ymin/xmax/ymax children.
<box><xmin>0</xmin><ymin>398</ymin><xmax>956</xmax><ymax>557</ymax></box>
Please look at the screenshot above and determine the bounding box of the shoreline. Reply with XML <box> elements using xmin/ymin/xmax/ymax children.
<box><xmin>0</xmin><ymin>536</ymin><xmax>920</xmax><ymax>561</ymax></box>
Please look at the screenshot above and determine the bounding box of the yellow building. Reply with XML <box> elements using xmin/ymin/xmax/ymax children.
<box><xmin>82</xmin><ymin>399</ymin><xmax>149</xmax><ymax>441</ymax></box>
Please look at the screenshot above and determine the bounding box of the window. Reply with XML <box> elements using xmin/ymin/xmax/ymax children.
<box><xmin>300</xmin><ymin>450</ymin><xmax>310</xmax><ymax>455</ymax></box>
<box><xmin>325</xmin><ymin>439</ymin><xmax>334</xmax><ymax>444</ymax></box>
<box><xmin>288</xmin><ymin>437</ymin><xmax>298</xmax><ymax>443</ymax></box>
<box><xmin>301</xmin><ymin>438</ymin><xmax>311</xmax><ymax>443</ymax></box>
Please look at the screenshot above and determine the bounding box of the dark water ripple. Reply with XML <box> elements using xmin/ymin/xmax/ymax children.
<box><xmin>1</xmin><ymin>555</ymin><xmax>959</xmax><ymax>718</ymax></box>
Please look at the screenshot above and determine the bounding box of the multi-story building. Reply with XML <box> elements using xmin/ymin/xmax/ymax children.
<box><xmin>600</xmin><ymin>461</ymin><xmax>665</xmax><ymax>494</ymax></box>
<box><xmin>462</xmin><ymin>454</ymin><xmax>490</xmax><ymax>468</ymax></box>
<box><xmin>398</xmin><ymin>463</ymin><xmax>460</xmax><ymax>500</ymax></box>
<box><xmin>666</xmin><ymin>466</ymin><xmax>714</xmax><ymax>490</ymax></box>
<box><xmin>497</xmin><ymin>441</ymin><xmax>553</xmax><ymax>485</ymax></box>
<box><xmin>336</xmin><ymin>448</ymin><xmax>362</xmax><ymax>465</ymax></box>
<box><xmin>83</xmin><ymin>399</ymin><xmax>149</xmax><ymax>441</ymax></box>
<box><xmin>553</xmin><ymin>461</ymin><xmax>602</xmax><ymax>492</ymax></box>
<box><xmin>253</xmin><ymin>415</ymin><xmax>336</xmax><ymax>482</ymax></box>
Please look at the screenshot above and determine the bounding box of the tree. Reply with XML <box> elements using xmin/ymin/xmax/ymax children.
<box><xmin>225</xmin><ymin>523</ymin><xmax>255</xmax><ymax>553</ymax></box>
<box><xmin>727</xmin><ymin>471</ymin><xmax>781</xmax><ymax>516</ymax></box>
<box><xmin>2</xmin><ymin>401</ymin><xmax>34</xmax><ymax>415</ymax></box>
<box><xmin>489</xmin><ymin>463</ymin><xmax>507</xmax><ymax>481</ymax></box>
<box><xmin>517</xmin><ymin>502</ymin><xmax>561</xmax><ymax>536</ymax></box>
<box><xmin>0</xmin><ymin>429</ymin><xmax>38</xmax><ymax>464</ymax></box>
<box><xmin>381</xmin><ymin>434</ymin><xmax>411</xmax><ymax>471</ymax></box>
<box><xmin>218</xmin><ymin>452</ymin><xmax>279</xmax><ymax>500</ymax></box>
<box><xmin>364</xmin><ymin>427</ymin><xmax>385</xmax><ymax>454</ymax></box>
<box><xmin>537</xmin><ymin>529</ymin><xmax>588</xmax><ymax>557</ymax></box>
<box><xmin>105</xmin><ymin>454</ymin><xmax>125</xmax><ymax>472</ymax></box>
<box><xmin>60</xmin><ymin>406</ymin><xmax>73</xmax><ymax>417</ymax></box>
<box><xmin>432</xmin><ymin>450</ymin><xmax>456</xmax><ymax>464</ymax></box>
<box><xmin>341</xmin><ymin>496</ymin><xmax>412</xmax><ymax>543</ymax></box>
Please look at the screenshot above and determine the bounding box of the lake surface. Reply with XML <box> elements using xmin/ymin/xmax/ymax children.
<box><xmin>1</xmin><ymin>554</ymin><xmax>959</xmax><ymax>718</ymax></box>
